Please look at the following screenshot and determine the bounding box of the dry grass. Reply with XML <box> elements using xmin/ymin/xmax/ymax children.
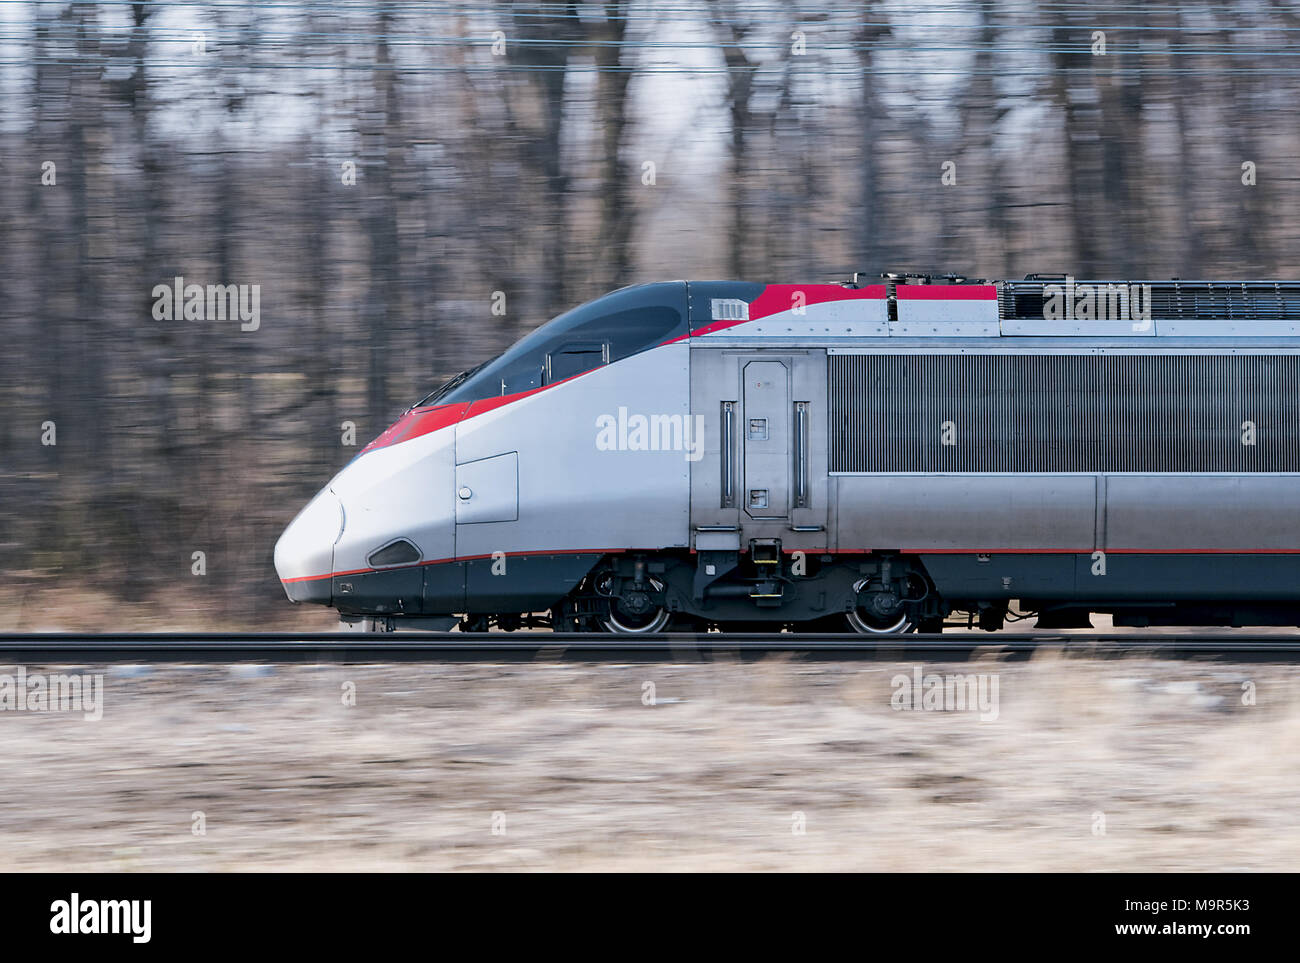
<box><xmin>0</xmin><ymin>584</ymin><xmax>339</xmax><ymax>633</ymax></box>
<box><xmin>2</xmin><ymin>654</ymin><xmax>1298</xmax><ymax>871</ymax></box>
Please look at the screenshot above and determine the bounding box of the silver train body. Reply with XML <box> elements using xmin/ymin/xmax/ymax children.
<box><xmin>276</xmin><ymin>277</ymin><xmax>1300</xmax><ymax>632</ymax></box>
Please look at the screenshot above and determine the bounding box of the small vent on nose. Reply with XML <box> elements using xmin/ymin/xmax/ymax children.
<box><xmin>367</xmin><ymin>539</ymin><xmax>421</xmax><ymax>568</ymax></box>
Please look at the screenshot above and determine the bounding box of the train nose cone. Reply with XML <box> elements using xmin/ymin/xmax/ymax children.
<box><xmin>274</xmin><ymin>488</ymin><xmax>344</xmax><ymax>603</ymax></box>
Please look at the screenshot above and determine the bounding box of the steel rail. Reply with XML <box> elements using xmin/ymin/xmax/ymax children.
<box><xmin>3</xmin><ymin>632</ymin><xmax>1300</xmax><ymax>662</ymax></box>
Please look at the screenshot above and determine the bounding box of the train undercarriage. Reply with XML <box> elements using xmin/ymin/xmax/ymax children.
<box><xmin>545</xmin><ymin>551</ymin><xmax>950</xmax><ymax>634</ymax></box>
<box><xmin>342</xmin><ymin>551</ymin><xmax>1300</xmax><ymax>635</ymax></box>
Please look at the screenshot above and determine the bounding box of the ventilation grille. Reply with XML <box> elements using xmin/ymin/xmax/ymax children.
<box><xmin>999</xmin><ymin>280</ymin><xmax>1300</xmax><ymax>321</ymax></box>
<box><xmin>829</xmin><ymin>353</ymin><xmax>1300</xmax><ymax>472</ymax></box>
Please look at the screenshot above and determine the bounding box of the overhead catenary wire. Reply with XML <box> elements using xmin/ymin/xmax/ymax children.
<box><xmin>5</xmin><ymin>2</ymin><xmax>1298</xmax><ymax>82</ymax></box>
<box><xmin>9</xmin><ymin>57</ymin><xmax>1300</xmax><ymax>76</ymax></box>
<box><xmin>5</xmin><ymin>0</ymin><xmax>1298</xmax><ymax>77</ymax></box>
<box><xmin>12</xmin><ymin>28</ymin><xmax>1300</xmax><ymax>48</ymax></box>
<box><xmin>11</xmin><ymin>0</ymin><xmax>1300</xmax><ymax>33</ymax></box>
<box><xmin>11</xmin><ymin>0</ymin><xmax>1300</xmax><ymax>17</ymax></box>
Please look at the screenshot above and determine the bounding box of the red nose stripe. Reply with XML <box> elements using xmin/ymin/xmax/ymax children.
<box><xmin>359</xmin><ymin>402</ymin><xmax>472</xmax><ymax>454</ymax></box>
<box><xmin>688</xmin><ymin>283</ymin><xmax>888</xmax><ymax>338</ymax></box>
<box><xmin>747</xmin><ymin>283</ymin><xmax>887</xmax><ymax>321</ymax></box>
<box><xmin>894</xmin><ymin>284</ymin><xmax>998</xmax><ymax>300</ymax></box>
<box><xmin>359</xmin><ymin>371</ymin><xmax>591</xmax><ymax>455</ymax></box>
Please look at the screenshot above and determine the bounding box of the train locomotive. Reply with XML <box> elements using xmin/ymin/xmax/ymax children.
<box><xmin>275</xmin><ymin>274</ymin><xmax>1300</xmax><ymax>633</ymax></box>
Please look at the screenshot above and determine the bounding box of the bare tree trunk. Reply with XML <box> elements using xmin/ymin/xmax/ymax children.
<box><xmin>965</xmin><ymin>2</ymin><xmax>1011</xmax><ymax>277</ymax></box>
<box><xmin>856</xmin><ymin>2</ymin><xmax>891</xmax><ymax>275</ymax></box>
<box><xmin>712</xmin><ymin>6</ymin><xmax>759</xmax><ymax>279</ymax></box>
<box><xmin>516</xmin><ymin>5</ymin><xmax>577</xmax><ymax>316</ymax></box>
<box><xmin>1222</xmin><ymin>17</ymin><xmax>1266</xmax><ymax>275</ymax></box>
<box><xmin>69</xmin><ymin>3</ymin><xmax>107</xmax><ymax>487</ymax></box>
<box><xmin>591</xmin><ymin>2</ymin><xmax>637</xmax><ymax>289</ymax></box>
<box><xmin>364</xmin><ymin>3</ymin><xmax>400</xmax><ymax>422</ymax></box>
<box><xmin>1052</xmin><ymin>19</ymin><xmax>1104</xmax><ymax>276</ymax></box>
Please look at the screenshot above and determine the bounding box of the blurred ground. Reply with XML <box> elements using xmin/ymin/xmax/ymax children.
<box><xmin>2</xmin><ymin>653</ymin><xmax>1297</xmax><ymax>871</ymax></box>
<box><xmin>0</xmin><ymin>585</ymin><xmax>340</xmax><ymax>633</ymax></box>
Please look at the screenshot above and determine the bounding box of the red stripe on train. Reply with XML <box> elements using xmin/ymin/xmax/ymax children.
<box><xmin>359</xmin><ymin>371</ymin><xmax>591</xmax><ymax>455</ymax></box>
<box><xmin>894</xmin><ymin>284</ymin><xmax>998</xmax><ymax>300</ymax></box>
<box><xmin>688</xmin><ymin>284</ymin><xmax>887</xmax><ymax>338</ymax></box>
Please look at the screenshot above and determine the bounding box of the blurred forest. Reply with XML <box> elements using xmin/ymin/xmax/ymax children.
<box><xmin>3</xmin><ymin>0</ymin><xmax>1300</xmax><ymax>626</ymax></box>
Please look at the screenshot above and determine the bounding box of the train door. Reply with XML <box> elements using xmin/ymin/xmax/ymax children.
<box><xmin>690</xmin><ymin>349</ymin><xmax>828</xmax><ymax>554</ymax></box>
<box><xmin>741</xmin><ymin>360</ymin><xmax>790</xmax><ymax>519</ymax></box>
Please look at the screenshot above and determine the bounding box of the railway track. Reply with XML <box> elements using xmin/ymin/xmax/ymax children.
<box><xmin>3</xmin><ymin>631</ymin><xmax>1300</xmax><ymax>662</ymax></box>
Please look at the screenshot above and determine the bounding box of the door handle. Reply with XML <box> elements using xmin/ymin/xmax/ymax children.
<box><xmin>721</xmin><ymin>400</ymin><xmax>736</xmax><ymax>508</ymax></box>
<box><xmin>794</xmin><ymin>401</ymin><xmax>809</xmax><ymax>508</ymax></box>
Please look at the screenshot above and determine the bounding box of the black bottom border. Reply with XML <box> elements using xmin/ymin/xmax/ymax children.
<box><xmin>0</xmin><ymin>872</ymin><xmax>1281</xmax><ymax>950</ymax></box>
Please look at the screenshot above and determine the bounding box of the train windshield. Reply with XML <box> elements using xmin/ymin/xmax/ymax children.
<box><xmin>413</xmin><ymin>282</ymin><xmax>688</xmax><ymax>407</ymax></box>
<box><xmin>414</xmin><ymin>361</ymin><xmax>489</xmax><ymax>409</ymax></box>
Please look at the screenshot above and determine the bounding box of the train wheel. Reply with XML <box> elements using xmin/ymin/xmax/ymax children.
<box><xmin>599</xmin><ymin>574</ymin><xmax>672</xmax><ymax>634</ymax></box>
<box><xmin>845</xmin><ymin>578</ymin><xmax>914</xmax><ymax>634</ymax></box>
<box><xmin>845</xmin><ymin>610</ymin><xmax>913</xmax><ymax>634</ymax></box>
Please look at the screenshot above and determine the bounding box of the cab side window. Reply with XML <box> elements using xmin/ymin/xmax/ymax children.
<box><xmin>499</xmin><ymin>362</ymin><xmax>543</xmax><ymax>395</ymax></box>
<box><xmin>545</xmin><ymin>341</ymin><xmax>608</xmax><ymax>384</ymax></box>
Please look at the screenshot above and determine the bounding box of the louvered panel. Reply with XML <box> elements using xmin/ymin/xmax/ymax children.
<box><xmin>998</xmin><ymin>280</ymin><xmax>1300</xmax><ymax>322</ymax></box>
<box><xmin>828</xmin><ymin>353</ymin><xmax>1300</xmax><ymax>473</ymax></box>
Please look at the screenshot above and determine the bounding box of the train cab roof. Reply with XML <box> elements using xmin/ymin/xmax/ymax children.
<box><xmin>416</xmin><ymin>281</ymin><xmax>693</xmax><ymax>407</ymax></box>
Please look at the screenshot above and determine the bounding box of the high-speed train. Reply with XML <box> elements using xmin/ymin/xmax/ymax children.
<box><xmin>275</xmin><ymin>274</ymin><xmax>1300</xmax><ymax>632</ymax></box>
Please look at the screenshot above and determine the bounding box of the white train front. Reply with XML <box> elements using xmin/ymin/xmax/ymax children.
<box><xmin>276</xmin><ymin>276</ymin><xmax>1300</xmax><ymax>633</ymax></box>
